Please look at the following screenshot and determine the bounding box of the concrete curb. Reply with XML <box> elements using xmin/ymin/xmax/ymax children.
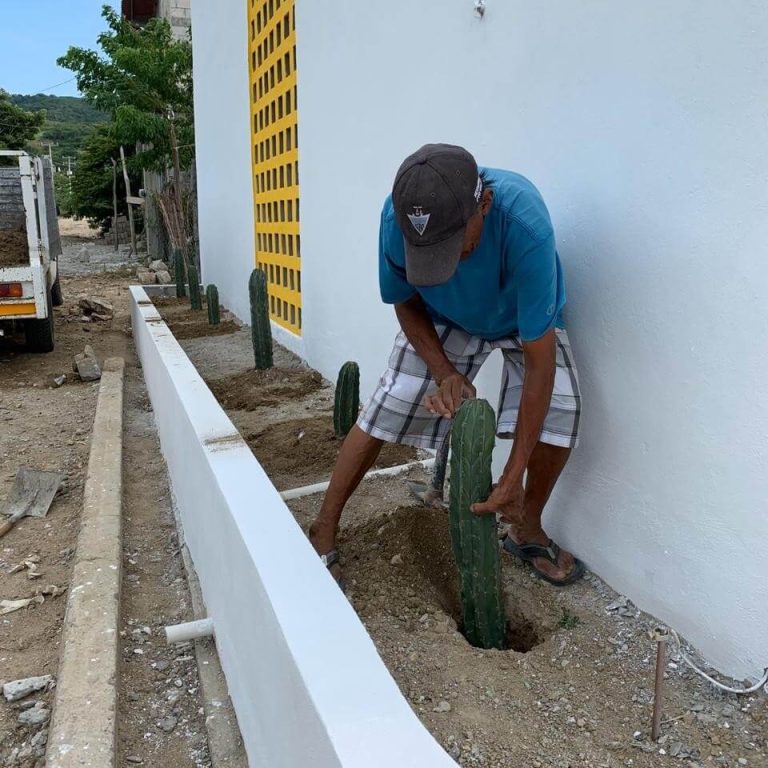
<box><xmin>130</xmin><ymin>286</ymin><xmax>456</xmax><ymax>767</ymax></box>
<box><xmin>46</xmin><ymin>358</ymin><xmax>125</xmax><ymax>768</ymax></box>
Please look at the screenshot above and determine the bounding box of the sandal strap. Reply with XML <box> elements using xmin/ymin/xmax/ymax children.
<box><xmin>517</xmin><ymin>539</ymin><xmax>560</xmax><ymax>565</ymax></box>
<box><xmin>320</xmin><ymin>550</ymin><xmax>339</xmax><ymax>569</ymax></box>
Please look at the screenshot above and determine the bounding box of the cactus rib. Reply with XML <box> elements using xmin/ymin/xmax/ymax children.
<box><xmin>448</xmin><ymin>399</ymin><xmax>506</xmax><ymax>650</ymax></box>
<box><xmin>189</xmin><ymin>264</ymin><xmax>202</xmax><ymax>310</ymax></box>
<box><xmin>206</xmin><ymin>284</ymin><xmax>220</xmax><ymax>325</ymax></box>
<box><xmin>249</xmin><ymin>268</ymin><xmax>273</xmax><ymax>369</ymax></box>
<box><xmin>334</xmin><ymin>361</ymin><xmax>360</xmax><ymax>437</ymax></box>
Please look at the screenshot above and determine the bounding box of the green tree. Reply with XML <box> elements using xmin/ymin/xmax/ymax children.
<box><xmin>57</xmin><ymin>5</ymin><xmax>193</xmax><ymax>173</ymax></box>
<box><xmin>0</xmin><ymin>90</ymin><xmax>45</xmax><ymax>150</ymax></box>
<box><xmin>69</xmin><ymin>124</ymin><xmax>139</xmax><ymax>229</ymax></box>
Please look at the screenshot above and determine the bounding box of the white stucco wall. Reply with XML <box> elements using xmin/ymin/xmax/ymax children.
<box><xmin>191</xmin><ymin>0</ymin><xmax>255</xmax><ymax>322</ymax></box>
<box><xmin>292</xmin><ymin>0</ymin><xmax>768</xmax><ymax>680</ymax></box>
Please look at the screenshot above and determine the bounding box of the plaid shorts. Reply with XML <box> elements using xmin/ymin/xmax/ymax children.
<box><xmin>358</xmin><ymin>325</ymin><xmax>582</xmax><ymax>450</ymax></box>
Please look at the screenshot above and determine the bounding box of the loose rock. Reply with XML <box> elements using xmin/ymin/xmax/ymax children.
<box><xmin>2</xmin><ymin>675</ymin><xmax>54</xmax><ymax>703</ymax></box>
<box><xmin>73</xmin><ymin>345</ymin><xmax>101</xmax><ymax>382</ymax></box>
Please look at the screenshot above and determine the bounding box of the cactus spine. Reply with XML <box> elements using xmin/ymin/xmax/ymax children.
<box><xmin>333</xmin><ymin>361</ymin><xmax>360</xmax><ymax>437</ymax></box>
<box><xmin>448</xmin><ymin>399</ymin><xmax>506</xmax><ymax>650</ymax></box>
<box><xmin>249</xmin><ymin>268</ymin><xmax>273</xmax><ymax>369</ymax></box>
<box><xmin>206</xmin><ymin>284</ymin><xmax>220</xmax><ymax>325</ymax></box>
<box><xmin>188</xmin><ymin>264</ymin><xmax>202</xmax><ymax>309</ymax></box>
<box><xmin>174</xmin><ymin>249</ymin><xmax>186</xmax><ymax>298</ymax></box>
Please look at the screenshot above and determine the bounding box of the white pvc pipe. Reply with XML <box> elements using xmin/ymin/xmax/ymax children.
<box><xmin>279</xmin><ymin>458</ymin><xmax>435</xmax><ymax>501</ymax></box>
<box><xmin>165</xmin><ymin>617</ymin><xmax>214</xmax><ymax>644</ymax></box>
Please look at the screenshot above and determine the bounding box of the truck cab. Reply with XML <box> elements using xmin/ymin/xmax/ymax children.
<box><xmin>0</xmin><ymin>150</ymin><xmax>62</xmax><ymax>352</ymax></box>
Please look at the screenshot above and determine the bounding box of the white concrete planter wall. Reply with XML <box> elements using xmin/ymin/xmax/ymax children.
<box><xmin>130</xmin><ymin>287</ymin><xmax>455</xmax><ymax>768</ymax></box>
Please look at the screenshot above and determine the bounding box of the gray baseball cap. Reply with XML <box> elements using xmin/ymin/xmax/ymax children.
<box><xmin>392</xmin><ymin>144</ymin><xmax>481</xmax><ymax>287</ymax></box>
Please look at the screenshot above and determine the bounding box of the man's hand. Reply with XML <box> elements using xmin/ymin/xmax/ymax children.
<box><xmin>471</xmin><ymin>478</ymin><xmax>524</xmax><ymax>524</ymax></box>
<box><xmin>423</xmin><ymin>372</ymin><xmax>476</xmax><ymax>418</ymax></box>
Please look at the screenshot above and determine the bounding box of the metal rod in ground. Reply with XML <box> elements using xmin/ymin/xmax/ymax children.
<box><xmin>651</xmin><ymin>635</ymin><xmax>668</xmax><ymax>741</ymax></box>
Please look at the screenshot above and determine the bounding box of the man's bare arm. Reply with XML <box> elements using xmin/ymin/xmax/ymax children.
<box><xmin>472</xmin><ymin>327</ymin><xmax>556</xmax><ymax>515</ymax></box>
<box><xmin>394</xmin><ymin>295</ymin><xmax>476</xmax><ymax>417</ymax></box>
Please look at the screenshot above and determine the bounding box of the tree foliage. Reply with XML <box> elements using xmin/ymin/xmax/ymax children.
<box><xmin>58</xmin><ymin>5</ymin><xmax>193</xmax><ymax>172</ymax></box>
<box><xmin>68</xmin><ymin>124</ymin><xmax>140</xmax><ymax>229</ymax></box>
<box><xmin>0</xmin><ymin>90</ymin><xmax>45</xmax><ymax>150</ymax></box>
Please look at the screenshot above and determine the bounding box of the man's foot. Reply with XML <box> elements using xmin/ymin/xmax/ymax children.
<box><xmin>309</xmin><ymin>521</ymin><xmax>344</xmax><ymax>588</ymax></box>
<box><xmin>502</xmin><ymin>528</ymin><xmax>584</xmax><ymax>586</ymax></box>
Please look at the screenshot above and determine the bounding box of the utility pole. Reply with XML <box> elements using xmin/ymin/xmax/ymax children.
<box><xmin>111</xmin><ymin>158</ymin><xmax>119</xmax><ymax>253</ymax></box>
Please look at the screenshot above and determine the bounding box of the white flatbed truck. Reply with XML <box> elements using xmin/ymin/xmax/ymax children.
<box><xmin>0</xmin><ymin>150</ymin><xmax>62</xmax><ymax>353</ymax></box>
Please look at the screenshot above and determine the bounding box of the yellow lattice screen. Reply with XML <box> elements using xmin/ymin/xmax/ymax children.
<box><xmin>248</xmin><ymin>0</ymin><xmax>301</xmax><ymax>334</ymax></box>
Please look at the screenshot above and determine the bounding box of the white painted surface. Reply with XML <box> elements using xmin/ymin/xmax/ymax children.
<box><xmin>130</xmin><ymin>288</ymin><xmax>456</xmax><ymax>768</ymax></box>
<box><xmin>192</xmin><ymin>0</ymin><xmax>768</xmax><ymax>678</ymax></box>
<box><xmin>291</xmin><ymin>1</ymin><xmax>768</xmax><ymax>679</ymax></box>
<box><xmin>190</xmin><ymin>0</ymin><xmax>255</xmax><ymax>322</ymax></box>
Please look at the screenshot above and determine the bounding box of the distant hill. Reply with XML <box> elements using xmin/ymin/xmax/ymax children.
<box><xmin>10</xmin><ymin>93</ymin><xmax>107</xmax><ymax>169</ymax></box>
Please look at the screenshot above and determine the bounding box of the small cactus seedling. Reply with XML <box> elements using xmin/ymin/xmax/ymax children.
<box><xmin>174</xmin><ymin>249</ymin><xmax>186</xmax><ymax>298</ymax></box>
<box><xmin>448</xmin><ymin>399</ymin><xmax>506</xmax><ymax>650</ymax></box>
<box><xmin>249</xmin><ymin>268</ymin><xmax>273</xmax><ymax>369</ymax></box>
<box><xmin>334</xmin><ymin>361</ymin><xmax>360</xmax><ymax>437</ymax></box>
<box><xmin>189</xmin><ymin>264</ymin><xmax>202</xmax><ymax>310</ymax></box>
<box><xmin>206</xmin><ymin>284</ymin><xmax>220</xmax><ymax>325</ymax></box>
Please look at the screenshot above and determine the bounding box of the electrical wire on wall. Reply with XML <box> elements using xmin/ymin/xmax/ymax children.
<box><xmin>667</xmin><ymin>630</ymin><xmax>768</xmax><ymax>695</ymax></box>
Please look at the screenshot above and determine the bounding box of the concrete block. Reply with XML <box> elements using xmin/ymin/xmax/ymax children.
<box><xmin>46</xmin><ymin>358</ymin><xmax>125</xmax><ymax>768</ymax></box>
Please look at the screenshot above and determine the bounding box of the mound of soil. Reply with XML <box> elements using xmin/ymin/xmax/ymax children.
<box><xmin>246</xmin><ymin>416</ymin><xmax>418</xmax><ymax>490</ymax></box>
<box><xmin>153</xmin><ymin>297</ymin><xmax>239</xmax><ymax>340</ymax></box>
<box><xmin>0</xmin><ymin>226</ymin><xmax>29</xmax><ymax>267</ymax></box>
<box><xmin>208</xmin><ymin>367</ymin><xmax>325</xmax><ymax>410</ymax></box>
<box><xmin>170</xmin><ymin>317</ymin><xmax>239</xmax><ymax>340</ymax></box>
<box><xmin>341</xmin><ymin>505</ymin><xmax>551</xmax><ymax>653</ymax></box>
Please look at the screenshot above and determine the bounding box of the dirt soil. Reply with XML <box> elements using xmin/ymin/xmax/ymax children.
<box><xmin>208</xmin><ymin>367</ymin><xmax>324</xmax><ymax>410</ymax></box>
<box><xmin>153</xmin><ymin>297</ymin><xmax>239</xmax><ymax>340</ymax></box>
<box><xmin>0</xmin><ymin>226</ymin><xmax>211</xmax><ymax>767</ymax></box>
<box><xmin>246</xmin><ymin>415</ymin><xmax>418</xmax><ymax>491</ymax></box>
<box><xmin>0</xmin><ymin>227</ymin><xmax>30</xmax><ymax>267</ymax></box>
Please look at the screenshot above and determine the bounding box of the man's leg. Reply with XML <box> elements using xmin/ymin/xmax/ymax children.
<box><xmin>505</xmin><ymin>441</ymin><xmax>578</xmax><ymax>582</ymax></box>
<box><xmin>309</xmin><ymin>425</ymin><xmax>384</xmax><ymax>566</ymax></box>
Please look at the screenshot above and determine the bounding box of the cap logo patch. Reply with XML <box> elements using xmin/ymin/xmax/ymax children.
<box><xmin>407</xmin><ymin>206</ymin><xmax>431</xmax><ymax>237</ymax></box>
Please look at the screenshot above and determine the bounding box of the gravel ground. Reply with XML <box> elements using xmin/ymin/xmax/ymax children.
<box><xmin>0</xmin><ymin>225</ymin><xmax>212</xmax><ymax>767</ymax></box>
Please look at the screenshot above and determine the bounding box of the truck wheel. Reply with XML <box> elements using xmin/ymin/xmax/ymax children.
<box><xmin>51</xmin><ymin>273</ymin><xmax>63</xmax><ymax>307</ymax></box>
<box><xmin>25</xmin><ymin>290</ymin><xmax>55</xmax><ymax>353</ymax></box>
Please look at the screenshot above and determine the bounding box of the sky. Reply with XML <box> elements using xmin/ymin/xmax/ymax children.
<box><xmin>0</xmin><ymin>1</ymin><xmax>111</xmax><ymax>97</ymax></box>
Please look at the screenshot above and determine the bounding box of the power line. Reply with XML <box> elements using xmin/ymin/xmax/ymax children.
<box><xmin>27</xmin><ymin>76</ymin><xmax>78</xmax><ymax>95</ymax></box>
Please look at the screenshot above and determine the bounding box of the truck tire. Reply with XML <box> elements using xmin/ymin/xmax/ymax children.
<box><xmin>51</xmin><ymin>272</ymin><xmax>63</xmax><ymax>307</ymax></box>
<box><xmin>25</xmin><ymin>290</ymin><xmax>55</xmax><ymax>353</ymax></box>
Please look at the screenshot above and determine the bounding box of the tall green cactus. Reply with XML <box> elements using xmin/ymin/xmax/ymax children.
<box><xmin>249</xmin><ymin>268</ymin><xmax>273</xmax><ymax>369</ymax></box>
<box><xmin>206</xmin><ymin>284</ymin><xmax>220</xmax><ymax>325</ymax></box>
<box><xmin>449</xmin><ymin>399</ymin><xmax>506</xmax><ymax>650</ymax></box>
<box><xmin>174</xmin><ymin>249</ymin><xmax>186</xmax><ymax>298</ymax></box>
<box><xmin>334</xmin><ymin>361</ymin><xmax>360</xmax><ymax>437</ymax></box>
<box><xmin>189</xmin><ymin>264</ymin><xmax>202</xmax><ymax>310</ymax></box>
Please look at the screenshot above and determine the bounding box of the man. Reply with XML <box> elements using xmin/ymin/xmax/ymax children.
<box><xmin>310</xmin><ymin>144</ymin><xmax>584</xmax><ymax>588</ymax></box>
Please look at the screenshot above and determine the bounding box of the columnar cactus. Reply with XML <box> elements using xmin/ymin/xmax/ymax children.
<box><xmin>249</xmin><ymin>268</ymin><xmax>273</xmax><ymax>369</ymax></box>
<box><xmin>174</xmin><ymin>249</ymin><xmax>186</xmax><ymax>298</ymax></box>
<box><xmin>189</xmin><ymin>264</ymin><xmax>202</xmax><ymax>310</ymax></box>
<box><xmin>448</xmin><ymin>399</ymin><xmax>506</xmax><ymax>650</ymax></box>
<box><xmin>334</xmin><ymin>361</ymin><xmax>360</xmax><ymax>437</ymax></box>
<box><xmin>206</xmin><ymin>284</ymin><xmax>220</xmax><ymax>325</ymax></box>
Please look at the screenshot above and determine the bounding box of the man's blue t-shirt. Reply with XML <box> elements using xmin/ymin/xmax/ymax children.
<box><xmin>379</xmin><ymin>167</ymin><xmax>565</xmax><ymax>342</ymax></box>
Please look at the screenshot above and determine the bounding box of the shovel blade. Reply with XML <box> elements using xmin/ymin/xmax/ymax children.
<box><xmin>3</xmin><ymin>468</ymin><xmax>64</xmax><ymax>519</ymax></box>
